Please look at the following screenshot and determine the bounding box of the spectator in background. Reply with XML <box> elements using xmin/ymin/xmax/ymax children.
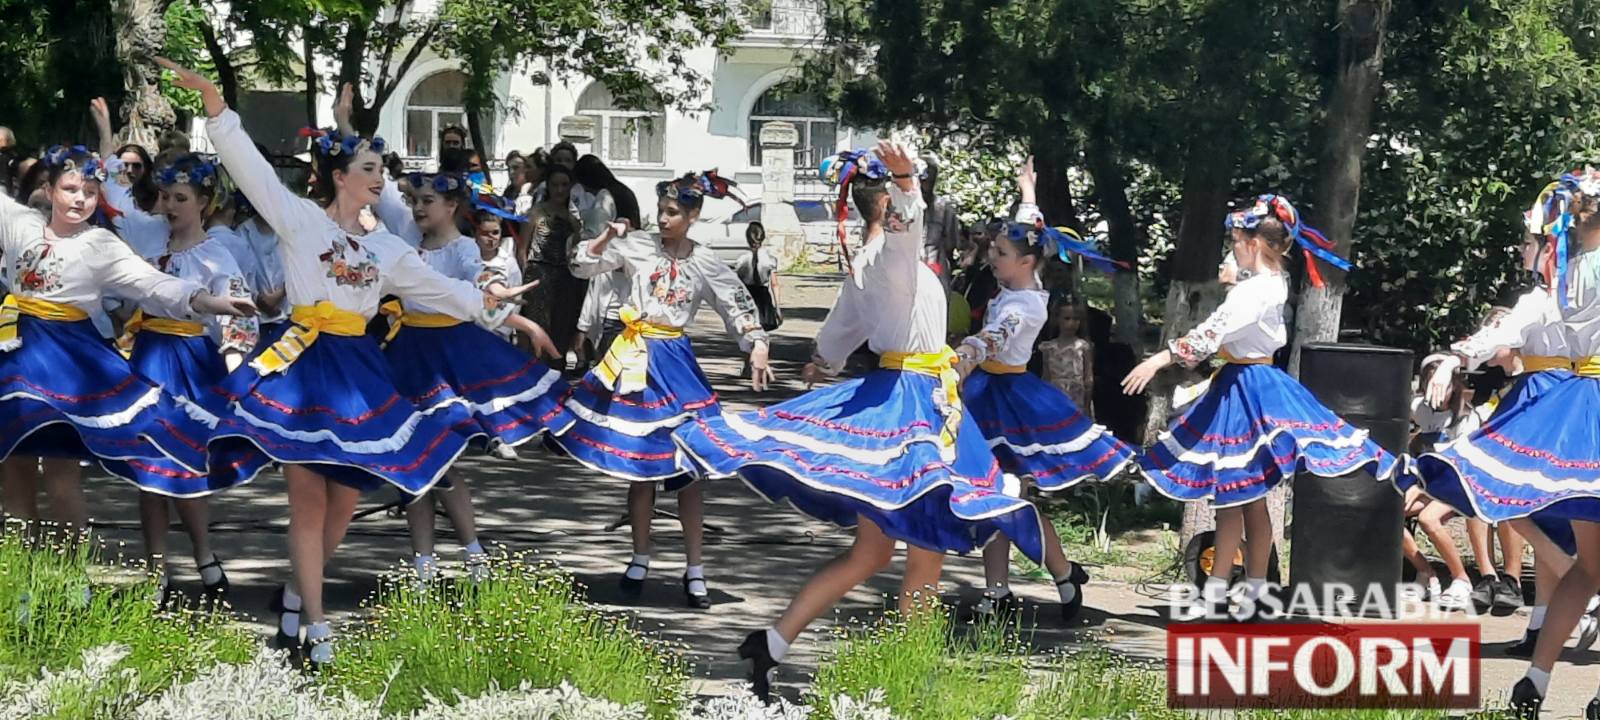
<box><xmin>157</xmin><ymin>128</ymin><xmax>190</xmax><ymax>155</ymax></box>
<box><xmin>920</xmin><ymin>154</ymin><xmax>960</xmax><ymax>287</ymax></box>
<box><xmin>513</xmin><ymin>148</ymin><xmax>549</xmax><ymax>217</ymax></box>
<box><xmin>523</xmin><ymin>164</ymin><xmax>584</xmax><ymax>369</ymax></box>
<box><xmin>115</xmin><ymin>143</ymin><xmax>159</xmax><ymax>213</ymax></box>
<box><xmin>0</xmin><ymin>126</ymin><xmax>13</xmax><ymax>150</ymax></box>
<box><xmin>572</xmin><ymin>154</ymin><xmax>640</xmax><ymax>366</ymax></box>
<box><xmin>532</xmin><ymin>140</ymin><xmax>595</xmax><ymax>211</ymax></box>
<box><xmin>504</xmin><ymin>150</ymin><xmax>527</xmax><ymax>203</ymax></box>
<box><xmin>440</xmin><ymin>124</ymin><xmax>468</xmax><ymax>152</ymax></box>
<box><xmin>735</xmin><ymin>221</ymin><xmax>781</xmax><ymax>333</ymax></box>
<box><xmin>1037</xmin><ymin>299</ymin><xmax>1095</xmax><ymax>417</ymax></box>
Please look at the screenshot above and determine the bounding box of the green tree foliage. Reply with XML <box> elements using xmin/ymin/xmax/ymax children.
<box><xmin>0</xmin><ymin>0</ymin><xmax>120</xmax><ymax>149</ymax></box>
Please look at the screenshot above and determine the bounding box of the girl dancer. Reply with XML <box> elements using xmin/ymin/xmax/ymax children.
<box><xmin>1412</xmin><ymin>203</ymin><xmax>1581</xmax><ymax>655</ymax></box>
<box><xmin>1121</xmin><ymin>194</ymin><xmax>1397</xmax><ymax>619</ymax></box>
<box><xmin>551</xmin><ymin>170</ymin><xmax>770</xmax><ymax>610</ymax></box>
<box><xmin>91</xmin><ymin>98</ymin><xmax>266</xmax><ymax>602</ymax></box>
<box><xmin>0</xmin><ymin>140</ymin><xmax>254</xmax><ymax>538</ymax></box>
<box><xmin>163</xmin><ymin>58</ymin><xmax>529</xmax><ymax>667</ymax></box>
<box><xmin>362</xmin><ymin>124</ymin><xmax>569</xmax><ymax>584</ymax></box>
<box><xmin>672</xmin><ymin>143</ymin><xmax>1045</xmax><ymax>701</ymax></box>
<box><xmin>960</xmin><ymin>158</ymin><xmax>1136</xmax><ymax>621</ymax></box>
<box><xmin>1400</xmin><ymin>173</ymin><xmax>1600</xmax><ymax>717</ymax></box>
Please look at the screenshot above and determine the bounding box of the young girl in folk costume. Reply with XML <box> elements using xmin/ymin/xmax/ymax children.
<box><xmin>0</xmin><ymin>139</ymin><xmax>255</xmax><ymax>535</ymax></box>
<box><xmin>162</xmin><ymin>58</ymin><xmax>531</xmax><ymax>667</ymax></box>
<box><xmin>1410</xmin><ymin>199</ymin><xmax>1587</xmax><ymax>656</ymax></box>
<box><xmin>89</xmin><ymin>99</ymin><xmax>267</xmax><ymax>603</ymax></box>
<box><xmin>673</xmin><ymin>143</ymin><xmax>1045</xmax><ymax>701</ymax></box>
<box><xmin>955</xmin><ymin>158</ymin><xmax>1135</xmax><ymax>621</ymax></box>
<box><xmin>367</xmin><ymin>151</ymin><xmax>568</xmax><ymax>586</ymax></box>
<box><xmin>550</xmin><ymin>169</ymin><xmax>771</xmax><ymax>610</ymax></box>
<box><xmin>1121</xmin><ymin>194</ymin><xmax>1397</xmax><ymax>619</ymax></box>
<box><xmin>1398</xmin><ymin>172</ymin><xmax>1600</xmax><ymax>718</ymax></box>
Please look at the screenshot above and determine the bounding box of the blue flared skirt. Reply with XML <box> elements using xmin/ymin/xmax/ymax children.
<box><xmin>961</xmin><ymin>369</ymin><xmax>1137</xmax><ymax>491</ymax></box>
<box><xmin>1413</xmin><ymin>371</ymin><xmax>1600</xmax><ymax>526</ymax></box>
<box><xmin>384</xmin><ymin>323</ymin><xmax>574</xmax><ymax>448</ymax></box>
<box><xmin>674</xmin><ymin>368</ymin><xmax>1046</xmax><ymax>562</ymax></box>
<box><xmin>1140</xmin><ymin>363</ymin><xmax>1398</xmax><ymax>508</ymax></box>
<box><xmin>206</xmin><ymin>331</ymin><xmax>476</xmax><ymax>495</ymax></box>
<box><xmin>0</xmin><ymin>315</ymin><xmax>211</xmax><ymax>472</ymax></box>
<box><xmin>106</xmin><ymin>332</ymin><xmax>269</xmax><ymax>496</ymax></box>
<box><xmin>546</xmin><ymin>335</ymin><xmax>718</xmax><ymax>485</ymax></box>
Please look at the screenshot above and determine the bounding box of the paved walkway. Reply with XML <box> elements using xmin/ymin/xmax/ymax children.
<box><xmin>72</xmin><ymin>275</ymin><xmax>1600</xmax><ymax>714</ymax></box>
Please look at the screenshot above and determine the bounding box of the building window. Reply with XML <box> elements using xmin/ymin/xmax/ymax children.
<box><xmin>403</xmin><ymin>69</ymin><xmax>493</xmax><ymax>158</ymax></box>
<box><xmin>577</xmin><ymin>83</ymin><xmax>666</xmax><ymax>166</ymax></box>
<box><xmin>748</xmin><ymin>83</ymin><xmax>838</xmax><ymax>169</ymax></box>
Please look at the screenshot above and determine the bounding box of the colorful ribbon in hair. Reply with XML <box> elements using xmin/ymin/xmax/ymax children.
<box><xmin>1224</xmin><ymin>194</ymin><xmax>1354</xmax><ymax>288</ymax></box>
<box><xmin>1536</xmin><ymin>171</ymin><xmax>1600</xmax><ymax>308</ymax></box>
<box><xmin>655</xmin><ymin>170</ymin><xmax>747</xmax><ymax>209</ymax></box>
<box><xmin>818</xmin><ymin>149</ymin><xmax>890</xmax><ymax>274</ymax></box>
<box><xmin>1003</xmin><ymin>220</ymin><xmax>1128</xmax><ymax>273</ymax></box>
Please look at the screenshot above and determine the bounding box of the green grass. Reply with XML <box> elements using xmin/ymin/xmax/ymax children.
<box><xmin>321</xmin><ymin>551</ymin><xmax>689</xmax><ymax>718</ymax></box>
<box><xmin>0</xmin><ymin>523</ymin><xmax>254</xmax><ymax>708</ymax></box>
<box><xmin>809</xmin><ymin>600</ymin><xmax>1030</xmax><ymax>720</ymax></box>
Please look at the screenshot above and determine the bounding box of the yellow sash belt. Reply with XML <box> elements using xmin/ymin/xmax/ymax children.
<box><xmin>379</xmin><ymin>299</ymin><xmax>462</xmax><ymax>344</ymax></box>
<box><xmin>1219</xmin><ymin>351</ymin><xmax>1271</xmax><ymax>366</ymax></box>
<box><xmin>251</xmin><ymin>301</ymin><xmax>368</xmax><ymax>375</ymax></box>
<box><xmin>1578</xmin><ymin>357</ymin><xmax>1600</xmax><ymax>378</ymax></box>
<box><xmin>1523</xmin><ymin>355</ymin><xmax>1574</xmax><ymax>373</ymax></box>
<box><xmin>881</xmin><ymin>347</ymin><xmax>964</xmax><ymax>456</ymax></box>
<box><xmin>0</xmin><ymin>295</ymin><xmax>89</xmax><ymax>349</ymax></box>
<box><xmin>596</xmin><ymin>306</ymin><xmax>684</xmax><ymax>395</ymax></box>
<box><xmin>979</xmin><ymin>360</ymin><xmax>1027</xmax><ymax>374</ymax></box>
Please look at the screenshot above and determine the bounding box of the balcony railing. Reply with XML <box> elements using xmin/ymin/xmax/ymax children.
<box><xmin>739</xmin><ymin>0</ymin><xmax>824</xmax><ymax>43</ymax></box>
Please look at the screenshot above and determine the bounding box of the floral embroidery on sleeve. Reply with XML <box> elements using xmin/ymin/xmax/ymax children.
<box><xmin>962</xmin><ymin>310</ymin><xmax>1023</xmax><ymax>363</ymax></box>
<box><xmin>1168</xmin><ymin>306</ymin><xmax>1235</xmax><ymax>368</ymax></box>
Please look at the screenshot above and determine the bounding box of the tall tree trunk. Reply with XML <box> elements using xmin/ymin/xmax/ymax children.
<box><xmin>1158</xmin><ymin>136</ymin><xmax>1236</xmax><ymax>560</ymax></box>
<box><xmin>198</xmin><ymin>15</ymin><xmax>238</xmax><ymax>109</ymax></box>
<box><xmin>1289</xmin><ymin>0</ymin><xmax>1390</xmax><ymax>374</ymax></box>
<box><xmin>1031</xmin><ymin>134</ymin><xmax>1082</xmax><ymax>297</ymax></box>
<box><xmin>1085</xmin><ymin>132</ymin><xmax>1143</xmax><ymax>350</ymax></box>
<box><xmin>112</xmin><ymin>0</ymin><xmax>176</xmax><ymax>148</ymax></box>
<box><xmin>302</xmin><ymin>33</ymin><xmax>318</xmax><ymax>130</ymax></box>
<box><xmin>336</xmin><ymin>22</ymin><xmax>381</xmax><ymax>136</ymax></box>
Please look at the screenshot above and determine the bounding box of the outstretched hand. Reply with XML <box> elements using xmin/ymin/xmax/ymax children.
<box><xmin>1017</xmin><ymin>156</ymin><xmax>1036</xmax><ymax>205</ymax></box>
<box><xmin>876</xmin><ymin>140</ymin><xmax>916</xmax><ymax>185</ymax></box>
<box><xmin>749</xmin><ymin>342</ymin><xmax>775</xmax><ymax>392</ymax></box>
<box><xmin>89</xmin><ymin>98</ymin><xmax>116</xmax><ymax>159</ymax></box>
<box><xmin>489</xmin><ymin>278</ymin><xmax>540</xmax><ymax>302</ymax></box>
<box><xmin>1121</xmin><ymin>355</ymin><xmax>1165</xmax><ymax>396</ymax></box>
<box><xmin>192</xmin><ymin>291</ymin><xmax>258</xmax><ymax>318</ymax></box>
<box><xmin>153</xmin><ymin>57</ymin><xmax>225</xmax><ymax>117</ymax></box>
<box><xmin>334</xmin><ymin>83</ymin><xmax>356</xmax><ymax>135</ymax></box>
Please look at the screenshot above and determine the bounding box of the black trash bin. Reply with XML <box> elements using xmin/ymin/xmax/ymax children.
<box><xmin>1288</xmin><ymin>343</ymin><xmax>1412</xmax><ymax>615</ymax></box>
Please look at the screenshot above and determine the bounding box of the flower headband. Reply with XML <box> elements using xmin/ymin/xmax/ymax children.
<box><xmin>406</xmin><ymin>172</ymin><xmax>467</xmax><ymax>194</ymax></box>
<box><xmin>818</xmin><ymin>149</ymin><xmax>892</xmax><ymax>275</ymax></box>
<box><xmin>656</xmin><ymin>170</ymin><xmax>745</xmax><ymax>209</ymax></box>
<box><xmin>44</xmin><ymin>145</ymin><xmax>108</xmax><ymax>183</ymax></box>
<box><xmin>156</xmin><ymin>157</ymin><xmax>220</xmax><ymax>190</ymax></box>
<box><xmin>1003</xmin><ymin>218</ymin><xmax>1127</xmax><ymax>273</ymax></box>
<box><xmin>299</xmin><ymin>127</ymin><xmax>387</xmax><ymax>158</ymax></box>
<box><xmin>1223</xmin><ymin>193</ymin><xmax>1353</xmax><ymax>287</ymax></box>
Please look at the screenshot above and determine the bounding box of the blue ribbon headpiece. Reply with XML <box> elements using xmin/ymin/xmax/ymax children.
<box><xmin>1224</xmin><ymin>193</ymin><xmax>1353</xmax><ymax>287</ymax></box>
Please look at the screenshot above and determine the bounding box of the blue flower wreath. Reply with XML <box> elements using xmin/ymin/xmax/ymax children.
<box><xmin>303</xmin><ymin>128</ymin><xmax>388</xmax><ymax>157</ymax></box>
<box><xmin>406</xmin><ymin>172</ymin><xmax>466</xmax><ymax>194</ymax></box>
<box><xmin>44</xmin><ymin>145</ymin><xmax>108</xmax><ymax>183</ymax></box>
<box><xmin>156</xmin><ymin>158</ymin><xmax>220</xmax><ymax>189</ymax></box>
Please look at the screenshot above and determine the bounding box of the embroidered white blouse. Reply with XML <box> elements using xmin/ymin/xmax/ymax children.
<box><xmin>1449</xmin><ymin>286</ymin><xmax>1570</xmax><ymax>369</ymax></box>
<box><xmin>571</xmin><ymin>231</ymin><xmax>766</xmax><ymax>351</ymax></box>
<box><xmin>206</xmin><ymin>108</ymin><xmax>485</xmax><ymax>322</ymax></box>
<box><xmin>0</xmin><ymin>192</ymin><xmax>200</xmax><ymax>321</ymax></box>
<box><xmin>234</xmin><ymin>217</ymin><xmax>287</xmax><ymax>324</ymax></box>
<box><xmin>811</xmin><ymin>184</ymin><xmax>944</xmax><ymax>374</ymax></box>
<box><xmin>959</xmin><ymin>201</ymin><xmax>1049</xmax><ymax>367</ymax></box>
<box><xmin>1169</xmin><ymin>272</ymin><xmax>1288</xmax><ymax>367</ymax></box>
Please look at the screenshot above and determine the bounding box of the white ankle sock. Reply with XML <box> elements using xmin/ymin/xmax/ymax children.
<box><xmin>463</xmin><ymin>540</ymin><xmax>484</xmax><ymax>556</ymax></box>
<box><xmin>1053</xmin><ymin>572</ymin><xmax>1077</xmax><ymax>604</ymax></box>
<box><xmin>1530</xmin><ymin>605</ymin><xmax>1548</xmax><ymax>632</ymax></box>
<box><xmin>1243</xmin><ymin>576</ymin><xmax>1268</xmax><ymax>600</ymax></box>
<box><xmin>278</xmin><ymin>589</ymin><xmax>301</xmax><ymax>637</ymax></box>
<box><xmin>685</xmin><ymin>564</ymin><xmax>707</xmax><ymax>596</ymax></box>
<box><xmin>197</xmin><ymin>554</ymin><xmax>223</xmax><ymax>585</ymax></box>
<box><xmin>765</xmin><ymin>628</ymin><xmax>789</xmax><ymax>662</ymax></box>
<box><xmin>1202</xmin><ymin>576</ymin><xmax>1229</xmax><ymax>603</ymax></box>
<box><xmin>414</xmin><ymin>553</ymin><xmax>438</xmax><ymax>579</ymax></box>
<box><xmin>305</xmin><ymin>622</ymin><xmax>334</xmax><ymax>663</ymax></box>
<box><xmin>1525</xmin><ymin>667</ymin><xmax>1550</xmax><ymax>697</ymax></box>
<box><xmin>626</xmin><ymin>554</ymin><xmax>650</xmax><ymax>581</ymax></box>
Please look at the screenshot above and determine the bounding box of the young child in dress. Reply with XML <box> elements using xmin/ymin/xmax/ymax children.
<box><xmin>673</xmin><ymin>143</ymin><xmax>1045</xmax><ymax>701</ymax></box>
<box><xmin>550</xmin><ymin>170</ymin><xmax>771</xmax><ymax>610</ymax></box>
<box><xmin>1122</xmin><ymin>194</ymin><xmax>1396</xmax><ymax>620</ymax></box>
<box><xmin>735</xmin><ymin>221</ymin><xmax>781</xmax><ymax>331</ymax></box>
<box><xmin>1037</xmin><ymin>300</ymin><xmax>1094</xmax><ymax>416</ymax></box>
<box><xmin>956</xmin><ymin>157</ymin><xmax>1136</xmax><ymax>622</ymax></box>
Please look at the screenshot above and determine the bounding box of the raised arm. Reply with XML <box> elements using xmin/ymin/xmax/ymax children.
<box><xmin>570</xmin><ymin>221</ymin><xmax>636</xmax><ymax>279</ymax></box>
<box><xmin>161</xmin><ymin>58</ymin><xmax>320</xmax><ymax>250</ymax></box>
<box><xmin>374</xmin><ymin>179</ymin><xmax>422</xmax><ymax>247</ymax></box>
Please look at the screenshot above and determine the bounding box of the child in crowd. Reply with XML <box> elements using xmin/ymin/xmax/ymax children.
<box><xmin>1037</xmin><ymin>299</ymin><xmax>1095</xmax><ymax>417</ymax></box>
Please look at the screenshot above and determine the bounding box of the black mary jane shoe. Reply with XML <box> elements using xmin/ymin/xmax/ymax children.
<box><xmin>268</xmin><ymin>585</ymin><xmax>302</xmax><ymax>650</ymax></box>
<box><xmin>738</xmin><ymin>630</ymin><xmax>780</xmax><ymax>704</ymax></box>
<box><xmin>1586</xmin><ymin>696</ymin><xmax>1600</xmax><ymax>720</ymax></box>
<box><xmin>1058</xmin><ymin>562</ymin><xmax>1090</xmax><ymax>624</ymax></box>
<box><xmin>972</xmin><ymin>590</ymin><xmax>1020</xmax><ymax>621</ymax></box>
<box><xmin>199</xmin><ymin>556</ymin><xmax>230</xmax><ymax>601</ymax></box>
<box><xmin>1509</xmin><ymin>677</ymin><xmax>1544</xmax><ymax>719</ymax></box>
<box><xmin>619</xmin><ymin>562</ymin><xmax>648</xmax><ymax>600</ymax></box>
<box><xmin>301</xmin><ymin>634</ymin><xmax>333</xmax><ymax>673</ymax></box>
<box><xmin>683</xmin><ymin>575</ymin><xmax>711</xmax><ymax>609</ymax></box>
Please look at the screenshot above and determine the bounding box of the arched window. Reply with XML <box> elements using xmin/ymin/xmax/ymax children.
<box><xmin>403</xmin><ymin>69</ymin><xmax>493</xmax><ymax>158</ymax></box>
<box><xmin>577</xmin><ymin>83</ymin><xmax>666</xmax><ymax>166</ymax></box>
<box><xmin>748</xmin><ymin>83</ymin><xmax>838</xmax><ymax>168</ymax></box>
